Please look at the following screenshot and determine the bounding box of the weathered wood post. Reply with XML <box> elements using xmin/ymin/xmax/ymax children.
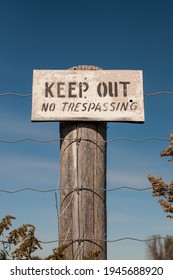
<box><xmin>59</xmin><ymin>66</ymin><xmax>107</xmax><ymax>260</ymax></box>
<box><xmin>31</xmin><ymin>66</ymin><xmax>144</xmax><ymax>260</ymax></box>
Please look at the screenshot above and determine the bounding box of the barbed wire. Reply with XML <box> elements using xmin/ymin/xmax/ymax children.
<box><xmin>1</xmin><ymin>91</ymin><xmax>173</xmax><ymax>97</ymax></box>
<box><xmin>0</xmin><ymin>137</ymin><xmax>169</xmax><ymax>144</ymax></box>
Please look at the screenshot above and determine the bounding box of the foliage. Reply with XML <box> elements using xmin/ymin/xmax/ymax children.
<box><xmin>45</xmin><ymin>246</ymin><xmax>101</xmax><ymax>260</ymax></box>
<box><xmin>84</xmin><ymin>250</ymin><xmax>101</xmax><ymax>260</ymax></box>
<box><xmin>0</xmin><ymin>216</ymin><xmax>101</xmax><ymax>260</ymax></box>
<box><xmin>8</xmin><ymin>224</ymin><xmax>42</xmax><ymax>260</ymax></box>
<box><xmin>147</xmin><ymin>235</ymin><xmax>173</xmax><ymax>260</ymax></box>
<box><xmin>0</xmin><ymin>215</ymin><xmax>16</xmax><ymax>236</ymax></box>
<box><xmin>45</xmin><ymin>245</ymin><xmax>68</xmax><ymax>260</ymax></box>
<box><xmin>0</xmin><ymin>215</ymin><xmax>16</xmax><ymax>259</ymax></box>
<box><xmin>148</xmin><ymin>174</ymin><xmax>173</xmax><ymax>218</ymax></box>
<box><xmin>148</xmin><ymin>130</ymin><xmax>173</xmax><ymax>218</ymax></box>
<box><xmin>160</xmin><ymin>130</ymin><xmax>173</xmax><ymax>159</ymax></box>
<box><xmin>0</xmin><ymin>216</ymin><xmax>42</xmax><ymax>260</ymax></box>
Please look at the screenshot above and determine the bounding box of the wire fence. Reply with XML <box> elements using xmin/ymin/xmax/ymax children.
<box><xmin>38</xmin><ymin>236</ymin><xmax>173</xmax><ymax>244</ymax></box>
<box><xmin>0</xmin><ymin>91</ymin><xmax>173</xmax><ymax>259</ymax></box>
<box><xmin>0</xmin><ymin>186</ymin><xmax>153</xmax><ymax>193</ymax></box>
<box><xmin>0</xmin><ymin>137</ymin><xmax>170</xmax><ymax>144</ymax></box>
<box><xmin>1</xmin><ymin>91</ymin><xmax>173</xmax><ymax>97</ymax></box>
<box><xmin>1</xmin><ymin>236</ymin><xmax>172</xmax><ymax>245</ymax></box>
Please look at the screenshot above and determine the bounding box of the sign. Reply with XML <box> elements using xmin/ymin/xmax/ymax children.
<box><xmin>31</xmin><ymin>70</ymin><xmax>144</xmax><ymax>122</ymax></box>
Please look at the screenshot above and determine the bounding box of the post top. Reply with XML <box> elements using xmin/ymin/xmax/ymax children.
<box><xmin>69</xmin><ymin>65</ymin><xmax>103</xmax><ymax>70</ymax></box>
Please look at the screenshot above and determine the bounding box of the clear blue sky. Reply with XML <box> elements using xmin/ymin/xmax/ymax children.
<box><xmin>0</xmin><ymin>0</ymin><xmax>173</xmax><ymax>259</ymax></box>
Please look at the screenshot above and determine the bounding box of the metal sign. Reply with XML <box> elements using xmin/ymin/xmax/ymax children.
<box><xmin>31</xmin><ymin>70</ymin><xmax>144</xmax><ymax>122</ymax></box>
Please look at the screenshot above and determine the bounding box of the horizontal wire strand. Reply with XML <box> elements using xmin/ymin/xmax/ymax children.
<box><xmin>0</xmin><ymin>138</ymin><xmax>62</xmax><ymax>144</ymax></box>
<box><xmin>0</xmin><ymin>188</ymin><xmax>57</xmax><ymax>193</ymax></box>
<box><xmin>1</xmin><ymin>236</ymin><xmax>172</xmax><ymax>247</ymax></box>
<box><xmin>0</xmin><ymin>137</ymin><xmax>169</xmax><ymax>144</ymax></box>
<box><xmin>36</xmin><ymin>236</ymin><xmax>173</xmax><ymax>244</ymax></box>
<box><xmin>1</xmin><ymin>91</ymin><xmax>173</xmax><ymax>97</ymax></box>
<box><xmin>0</xmin><ymin>92</ymin><xmax>31</xmax><ymax>97</ymax></box>
<box><xmin>105</xmin><ymin>137</ymin><xmax>169</xmax><ymax>143</ymax></box>
<box><xmin>144</xmin><ymin>91</ymin><xmax>173</xmax><ymax>96</ymax></box>
<box><xmin>0</xmin><ymin>186</ymin><xmax>153</xmax><ymax>193</ymax></box>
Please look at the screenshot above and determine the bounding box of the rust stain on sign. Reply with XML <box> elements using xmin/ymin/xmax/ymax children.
<box><xmin>31</xmin><ymin>70</ymin><xmax>144</xmax><ymax>122</ymax></box>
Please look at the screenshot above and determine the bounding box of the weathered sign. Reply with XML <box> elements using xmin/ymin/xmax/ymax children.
<box><xmin>31</xmin><ymin>70</ymin><xmax>144</xmax><ymax>122</ymax></box>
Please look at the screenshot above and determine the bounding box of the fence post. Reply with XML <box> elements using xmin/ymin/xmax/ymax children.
<box><xmin>59</xmin><ymin>65</ymin><xmax>107</xmax><ymax>260</ymax></box>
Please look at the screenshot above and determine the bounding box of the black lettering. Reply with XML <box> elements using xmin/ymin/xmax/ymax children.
<box><xmin>130</xmin><ymin>102</ymin><xmax>137</xmax><ymax>110</ymax></box>
<box><xmin>41</xmin><ymin>103</ymin><xmax>55</xmax><ymax>112</ymax></box>
<box><xmin>14</xmin><ymin>266</ymin><xmax>22</xmax><ymax>275</ymax></box>
<box><xmin>68</xmin><ymin>102</ymin><xmax>75</xmax><ymax>111</ymax></box>
<box><xmin>82</xmin><ymin>103</ymin><xmax>87</xmax><ymax>111</ymax></box>
<box><xmin>74</xmin><ymin>103</ymin><xmax>81</xmax><ymax>112</ymax></box>
<box><xmin>49</xmin><ymin>103</ymin><xmax>55</xmax><ymax>111</ymax></box>
<box><xmin>120</xmin><ymin>102</ymin><xmax>129</xmax><ymax>111</ymax></box>
<box><xmin>45</xmin><ymin>82</ymin><xmax>54</xmax><ymax>97</ymax></box>
<box><xmin>95</xmin><ymin>103</ymin><xmax>101</xmax><ymax>111</ymax></box>
<box><xmin>79</xmin><ymin>82</ymin><xmax>89</xmax><ymax>98</ymax></box>
<box><xmin>69</xmin><ymin>82</ymin><xmax>77</xmax><ymax>97</ymax></box>
<box><xmin>97</xmin><ymin>82</ymin><xmax>107</xmax><ymax>97</ymax></box>
<box><xmin>88</xmin><ymin>103</ymin><xmax>95</xmax><ymax>111</ymax></box>
<box><xmin>50</xmin><ymin>267</ymin><xmax>55</xmax><ymax>275</ymax></box>
<box><xmin>42</xmin><ymin>103</ymin><xmax>49</xmax><ymax>112</ymax></box>
<box><xmin>57</xmin><ymin>82</ymin><xmax>65</xmax><ymax>97</ymax></box>
<box><xmin>110</xmin><ymin>102</ymin><xmax>116</xmax><ymax>111</ymax></box>
<box><xmin>10</xmin><ymin>269</ymin><xmax>14</xmax><ymax>276</ymax></box>
<box><xmin>65</xmin><ymin>266</ymin><xmax>71</xmax><ymax>275</ymax></box>
<box><xmin>119</xmin><ymin>82</ymin><xmax>130</xmax><ymax>97</ymax></box>
<box><xmin>108</xmin><ymin>82</ymin><xmax>118</xmax><ymax>97</ymax></box>
<box><xmin>35</xmin><ymin>269</ymin><xmax>41</xmax><ymax>275</ymax></box>
<box><xmin>62</xmin><ymin>102</ymin><xmax>68</xmax><ymax>111</ymax></box>
<box><xmin>54</xmin><ymin>269</ymin><xmax>60</xmax><ymax>275</ymax></box>
<box><xmin>116</xmin><ymin>102</ymin><xmax>120</xmax><ymax>111</ymax></box>
<box><xmin>44</xmin><ymin>269</ymin><xmax>50</xmax><ymax>275</ymax></box>
<box><xmin>103</xmin><ymin>103</ymin><xmax>108</xmax><ymax>111</ymax></box>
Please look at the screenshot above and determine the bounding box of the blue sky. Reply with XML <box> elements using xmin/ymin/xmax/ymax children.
<box><xmin>0</xmin><ymin>0</ymin><xmax>173</xmax><ymax>259</ymax></box>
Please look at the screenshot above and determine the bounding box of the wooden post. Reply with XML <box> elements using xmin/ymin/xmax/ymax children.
<box><xmin>58</xmin><ymin>64</ymin><xmax>107</xmax><ymax>260</ymax></box>
<box><xmin>31</xmin><ymin>65</ymin><xmax>144</xmax><ymax>260</ymax></box>
<box><xmin>59</xmin><ymin>121</ymin><xmax>107</xmax><ymax>259</ymax></box>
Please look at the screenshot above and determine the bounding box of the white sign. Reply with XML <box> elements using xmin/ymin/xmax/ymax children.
<box><xmin>31</xmin><ymin>70</ymin><xmax>144</xmax><ymax>122</ymax></box>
